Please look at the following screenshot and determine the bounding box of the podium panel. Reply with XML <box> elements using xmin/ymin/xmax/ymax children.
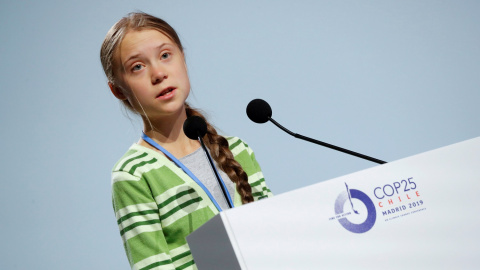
<box><xmin>187</xmin><ymin>137</ymin><xmax>480</xmax><ymax>270</ymax></box>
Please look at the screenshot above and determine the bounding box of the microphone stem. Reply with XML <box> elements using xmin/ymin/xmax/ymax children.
<box><xmin>268</xmin><ymin>117</ymin><xmax>387</xmax><ymax>164</ymax></box>
<box><xmin>198</xmin><ymin>135</ymin><xmax>233</xmax><ymax>208</ymax></box>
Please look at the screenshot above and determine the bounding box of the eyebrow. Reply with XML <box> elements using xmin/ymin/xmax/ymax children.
<box><xmin>122</xmin><ymin>43</ymin><xmax>171</xmax><ymax>68</ymax></box>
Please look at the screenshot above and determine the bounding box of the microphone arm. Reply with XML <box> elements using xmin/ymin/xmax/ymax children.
<box><xmin>268</xmin><ymin>117</ymin><xmax>387</xmax><ymax>164</ymax></box>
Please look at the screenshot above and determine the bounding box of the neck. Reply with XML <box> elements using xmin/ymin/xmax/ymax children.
<box><xmin>139</xmin><ymin>106</ymin><xmax>200</xmax><ymax>158</ymax></box>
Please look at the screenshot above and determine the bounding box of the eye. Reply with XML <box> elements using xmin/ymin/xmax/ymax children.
<box><xmin>132</xmin><ymin>64</ymin><xmax>144</xmax><ymax>72</ymax></box>
<box><xmin>161</xmin><ymin>52</ymin><xmax>171</xmax><ymax>60</ymax></box>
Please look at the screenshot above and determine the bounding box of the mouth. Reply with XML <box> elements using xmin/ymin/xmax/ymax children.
<box><xmin>157</xmin><ymin>87</ymin><xmax>176</xmax><ymax>98</ymax></box>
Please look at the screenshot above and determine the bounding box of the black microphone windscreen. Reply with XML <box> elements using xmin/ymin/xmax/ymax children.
<box><xmin>246</xmin><ymin>99</ymin><xmax>272</xmax><ymax>123</ymax></box>
<box><xmin>183</xmin><ymin>116</ymin><xmax>208</xmax><ymax>140</ymax></box>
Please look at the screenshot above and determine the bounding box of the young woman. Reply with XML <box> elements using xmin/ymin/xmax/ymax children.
<box><xmin>100</xmin><ymin>12</ymin><xmax>273</xmax><ymax>270</ymax></box>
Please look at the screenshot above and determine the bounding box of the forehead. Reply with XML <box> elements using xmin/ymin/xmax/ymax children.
<box><xmin>119</xmin><ymin>29</ymin><xmax>174</xmax><ymax>58</ymax></box>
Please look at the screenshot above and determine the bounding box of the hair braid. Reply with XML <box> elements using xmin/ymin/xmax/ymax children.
<box><xmin>185</xmin><ymin>103</ymin><xmax>254</xmax><ymax>204</ymax></box>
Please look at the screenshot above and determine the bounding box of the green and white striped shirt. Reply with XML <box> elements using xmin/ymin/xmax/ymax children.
<box><xmin>112</xmin><ymin>137</ymin><xmax>273</xmax><ymax>270</ymax></box>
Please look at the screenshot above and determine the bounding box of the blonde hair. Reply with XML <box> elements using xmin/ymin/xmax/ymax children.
<box><xmin>100</xmin><ymin>12</ymin><xmax>253</xmax><ymax>204</ymax></box>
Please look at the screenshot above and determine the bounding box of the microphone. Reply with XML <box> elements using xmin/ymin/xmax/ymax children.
<box><xmin>184</xmin><ymin>115</ymin><xmax>208</xmax><ymax>140</ymax></box>
<box><xmin>183</xmin><ymin>116</ymin><xmax>233</xmax><ymax>208</ymax></box>
<box><xmin>246</xmin><ymin>99</ymin><xmax>272</xmax><ymax>123</ymax></box>
<box><xmin>246</xmin><ymin>99</ymin><xmax>387</xmax><ymax>164</ymax></box>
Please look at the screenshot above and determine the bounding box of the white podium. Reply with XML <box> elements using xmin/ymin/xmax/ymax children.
<box><xmin>187</xmin><ymin>137</ymin><xmax>480</xmax><ymax>270</ymax></box>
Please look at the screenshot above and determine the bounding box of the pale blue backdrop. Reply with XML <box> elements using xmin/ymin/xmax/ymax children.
<box><xmin>1</xmin><ymin>1</ymin><xmax>479</xmax><ymax>269</ymax></box>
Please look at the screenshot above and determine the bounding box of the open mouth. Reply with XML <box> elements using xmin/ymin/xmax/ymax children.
<box><xmin>158</xmin><ymin>87</ymin><xmax>175</xmax><ymax>97</ymax></box>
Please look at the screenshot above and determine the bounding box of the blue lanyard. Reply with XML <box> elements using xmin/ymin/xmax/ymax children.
<box><xmin>141</xmin><ymin>132</ymin><xmax>233</xmax><ymax>212</ymax></box>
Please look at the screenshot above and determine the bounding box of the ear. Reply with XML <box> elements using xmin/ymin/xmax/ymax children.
<box><xmin>109</xmin><ymin>82</ymin><xmax>127</xmax><ymax>100</ymax></box>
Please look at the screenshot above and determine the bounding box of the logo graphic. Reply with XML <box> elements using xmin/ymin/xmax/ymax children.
<box><xmin>334</xmin><ymin>183</ymin><xmax>376</xmax><ymax>233</ymax></box>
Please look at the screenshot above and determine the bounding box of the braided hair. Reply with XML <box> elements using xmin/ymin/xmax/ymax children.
<box><xmin>185</xmin><ymin>103</ymin><xmax>254</xmax><ymax>204</ymax></box>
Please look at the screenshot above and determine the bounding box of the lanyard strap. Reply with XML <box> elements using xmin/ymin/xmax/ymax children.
<box><xmin>141</xmin><ymin>132</ymin><xmax>233</xmax><ymax>212</ymax></box>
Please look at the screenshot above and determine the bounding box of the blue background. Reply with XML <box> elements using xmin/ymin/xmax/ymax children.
<box><xmin>1</xmin><ymin>1</ymin><xmax>479</xmax><ymax>268</ymax></box>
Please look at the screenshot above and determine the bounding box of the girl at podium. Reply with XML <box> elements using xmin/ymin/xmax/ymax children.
<box><xmin>100</xmin><ymin>12</ymin><xmax>273</xmax><ymax>270</ymax></box>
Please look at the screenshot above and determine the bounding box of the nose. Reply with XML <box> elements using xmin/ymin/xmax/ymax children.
<box><xmin>151</xmin><ymin>64</ymin><xmax>167</xmax><ymax>85</ymax></box>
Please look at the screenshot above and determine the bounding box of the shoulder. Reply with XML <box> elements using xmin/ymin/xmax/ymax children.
<box><xmin>111</xmin><ymin>144</ymin><xmax>171</xmax><ymax>184</ymax></box>
<box><xmin>225</xmin><ymin>136</ymin><xmax>259</xmax><ymax>174</ymax></box>
<box><xmin>225</xmin><ymin>136</ymin><xmax>254</xmax><ymax>157</ymax></box>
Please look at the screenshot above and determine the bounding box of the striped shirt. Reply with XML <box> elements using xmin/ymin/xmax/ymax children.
<box><xmin>112</xmin><ymin>137</ymin><xmax>273</xmax><ymax>270</ymax></box>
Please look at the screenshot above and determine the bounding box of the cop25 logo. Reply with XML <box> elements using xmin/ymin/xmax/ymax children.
<box><xmin>334</xmin><ymin>183</ymin><xmax>377</xmax><ymax>233</ymax></box>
